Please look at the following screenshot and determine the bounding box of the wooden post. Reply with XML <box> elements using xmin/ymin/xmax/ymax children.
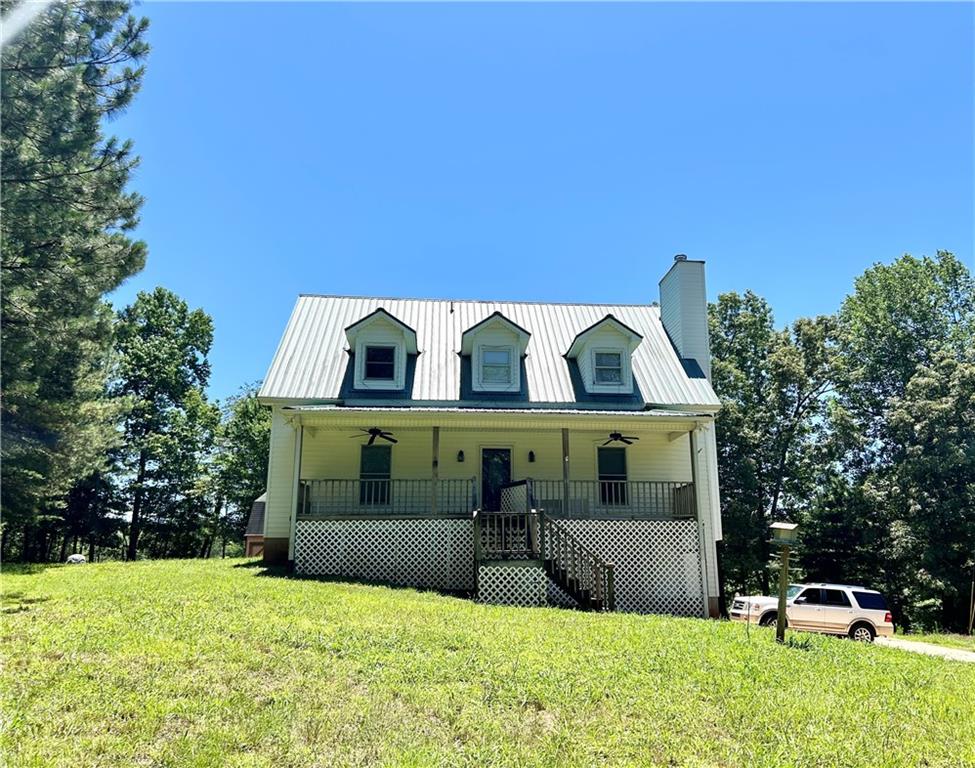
<box><xmin>288</xmin><ymin>421</ymin><xmax>304</xmax><ymax>562</ymax></box>
<box><xmin>431</xmin><ymin>426</ymin><xmax>440</xmax><ymax>518</ymax></box>
<box><xmin>561</xmin><ymin>428</ymin><xmax>570</xmax><ymax>515</ymax></box>
<box><xmin>606</xmin><ymin>562</ymin><xmax>616</xmax><ymax>611</ymax></box>
<box><xmin>776</xmin><ymin>545</ymin><xmax>791</xmax><ymax>643</ymax></box>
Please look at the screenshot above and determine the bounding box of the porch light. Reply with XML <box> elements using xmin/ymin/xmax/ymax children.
<box><xmin>528</xmin><ymin>451</ymin><xmax>535</xmax><ymax>463</ymax></box>
<box><xmin>457</xmin><ymin>450</ymin><xmax>465</xmax><ymax>463</ymax></box>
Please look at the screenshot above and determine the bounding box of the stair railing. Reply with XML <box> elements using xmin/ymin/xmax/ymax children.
<box><xmin>541</xmin><ymin>515</ymin><xmax>615</xmax><ymax>611</ymax></box>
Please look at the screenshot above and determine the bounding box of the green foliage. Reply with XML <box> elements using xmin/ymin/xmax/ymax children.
<box><xmin>214</xmin><ymin>383</ymin><xmax>271</xmax><ymax>538</ymax></box>
<box><xmin>2</xmin><ymin>559</ymin><xmax>972</xmax><ymax>767</ymax></box>
<box><xmin>709</xmin><ymin>292</ymin><xmax>835</xmax><ymax>595</ymax></box>
<box><xmin>113</xmin><ymin>288</ymin><xmax>217</xmax><ymax>559</ymax></box>
<box><xmin>0</xmin><ymin>1</ymin><xmax>149</xmax><ymax>544</ymax></box>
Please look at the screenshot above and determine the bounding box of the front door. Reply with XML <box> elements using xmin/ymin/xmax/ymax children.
<box><xmin>481</xmin><ymin>448</ymin><xmax>512</xmax><ymax>511</ymax></box>
<box><xmin>789</xmin><ymin>587</ymin><xmax>823</xmax><ymax>630</ymax></box>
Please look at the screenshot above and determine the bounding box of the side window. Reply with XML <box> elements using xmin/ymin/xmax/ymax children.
<box><xmin>594</xmin><ymin>351</ymin><xmax>623</xmax><ymax>384</ymax></box>
<box><xmin>852</xmin><ymin>591</ymin><xmax>888</xmax><ymax>611</ymax></box>
<box><xmin>597</xmin><ymin>447</ymin><xmax>627</xmax><ymax>505</ymax></box>
<box><xmin>797</xmin><ymin>588</ymin><xmax>822</xmax><ymax>604</ymax></box>
<box><xmin>823</xmin><ymin>589</ymin><xmax>851</xmax><ymax>607</ymax></box>
<box><xmin>359</xmin><ymin>445</ymin><xmax>391</xmax><ymax>505</ymax></box>
<box><xmin>364</xmin><ymin>346</ymin><xmax>396</xmax><ymax>381</ymax></box>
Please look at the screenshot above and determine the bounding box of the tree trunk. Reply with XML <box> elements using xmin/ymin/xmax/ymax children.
<box><xmin>127</xmin><ymin>448</ymin><xmax>147</xmax><ymax>561</ymax></box>
<box><xmin>58</xmin><ymin>534</ymin><xmax>69</xmax><ymax>563</ymax></box>
<box><xmin>88</xmin><ymin>537</ymin><xmax>96</xmax><ymax>562</ymax></box>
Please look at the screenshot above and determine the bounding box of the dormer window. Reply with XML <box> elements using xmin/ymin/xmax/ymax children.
<box><xmin>364</xmin><ymin>346</ymin><xmax>396</xmax><ymax>381</ymax></box>
<box><xmin>481</xmin><ymin>346</ymin><xmax>513</xmax><ymax>385</ymax></box>
<box><xmin>593</xmin><ymin>351</ymin><xmax>623</xmax><ymax>384</ymax></box>
<box><xmin>344</xmin><ymin>308</ymin><xmax>418</xmax><ymax>392</ymax></box>
<box><xmin>461</xmin><ymin>312</ymin><xmax>531</xmax><ymax>395</ymax></box>
<box><xmin>565</xmin><ymin>314</ymin><xmax>642</xmax><ymax>395</ymax></box>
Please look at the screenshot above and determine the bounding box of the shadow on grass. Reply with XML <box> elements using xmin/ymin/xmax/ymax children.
<box><xmin>231</xmin><ymin>559</ymin><xmax>268</xmax><ymax>569</ymax></box>
<box><xmin>251</xmin><ymin>564</ymin><xmax>476</xmax><ymax>600</ymax></box>
<box><xmin>2</xmin><ymin>562</ymin><xmax>61</xmax><ymax>576</ymax></box>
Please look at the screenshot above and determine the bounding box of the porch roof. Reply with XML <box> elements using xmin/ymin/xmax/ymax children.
<box><xmin>282</xmin><ymin>404</ymin><xmax>711</xmax><ymax>431</ymax></box>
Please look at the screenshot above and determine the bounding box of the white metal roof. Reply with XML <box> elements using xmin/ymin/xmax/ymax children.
<box><xmin>259</xmin><ymin>295</ymin><xmax>720</xmax><ymax>409</ymax></box>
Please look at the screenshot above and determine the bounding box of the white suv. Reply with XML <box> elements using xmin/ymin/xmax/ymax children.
<box><xmin>730</xmin><ymin>583</ymin><xmax>894</xmax><ymax>642</ymax></box>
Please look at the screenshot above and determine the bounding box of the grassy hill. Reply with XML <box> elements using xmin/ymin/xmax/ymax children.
<box><xmin>2</xmin><ymin>559</ymin><xmax>973</xmax><ymax>768</ymax></box>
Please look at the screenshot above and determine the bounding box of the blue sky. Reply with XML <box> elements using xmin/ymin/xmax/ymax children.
<box><xmin>109</xmin><ymin>2</ymin><xmax>974</xmax><ymax>402</ymax></box>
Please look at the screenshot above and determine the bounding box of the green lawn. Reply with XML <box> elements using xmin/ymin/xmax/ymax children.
<box><xmin>2</xmin><ymin>560</ymin><xmax>973</xmax><ymax>768</ymax></box>
<box><xmin>896</xmin><ymin>629</ymin><xmax>975</xmax><ymax>652</ymax></box>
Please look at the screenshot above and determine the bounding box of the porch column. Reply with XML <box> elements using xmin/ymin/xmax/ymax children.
<box><xmin>431</xmin><ymin>426</ymin><xmax>440</xmax><ymax>517</ymax></box>
<box><xmin>288</xmin><ymin>420</ymin><xmax>304</xmax><ymax>561</ymax></box>
<box><xmin>561</xmin><ymin>428</ymin><xmax>570</xmax><ymax>513</ymax></box>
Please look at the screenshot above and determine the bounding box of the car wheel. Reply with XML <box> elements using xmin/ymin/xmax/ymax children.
<box><xmin>849</xmin><ymin>623</ymin><xmax>875</xmax><ymax>643</ymax></box>
<box><xmin>759</xmin><ymin>612</ymin><xmax>777</xmax><ymax>627</ymax></box>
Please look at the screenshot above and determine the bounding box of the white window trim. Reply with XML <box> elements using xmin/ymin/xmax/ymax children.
<box><xmin>475</xmin><ymin>343</ymin><xmax>519</xmax><ymax>393</ymax></box>
<box><xmin>354</xmin><ymin>338</ymin><xmax>407</xmax><ymax>391</ymax></box>
<box><xmin>588</xmin><ymin>346</ymin><xmax>633</xmax><ymax>394</ymax></box>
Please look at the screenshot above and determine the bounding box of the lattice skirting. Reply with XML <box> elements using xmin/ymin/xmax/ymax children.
<box><xmin>294</xmin><ymin>519</ymin><xmax>476</xmax><ymax>591</ymax></box>
<box><xmin>550</xmin><ymin>520</ymin><xmax>704</xmax><ymax>616</ymax></box>
<box><xmin>478</xmin><ymin>565</ymin><xmax>548</xmax><ymax>607</ymax></box>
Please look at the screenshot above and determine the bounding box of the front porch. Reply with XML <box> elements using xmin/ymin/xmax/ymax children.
<box><xmin>270</xmin><ymin>407</ymin><xmax>719</xmax><ymax>616</ymax></box>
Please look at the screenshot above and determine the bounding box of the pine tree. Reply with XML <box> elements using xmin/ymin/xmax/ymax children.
<box><xmin>1</xmin><ymin>1</ymin><xmax>150</xmax><ymax>556</ymax></box>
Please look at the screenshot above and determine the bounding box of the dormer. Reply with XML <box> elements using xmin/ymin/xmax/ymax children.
<box><xmin>460</xmin><ymin>312</ymin><xmax>530</xmax><ymax>394</ymax></box>
<box><xmin>344</xmin><ymin>308</ymin><xmax>418</xmax><ymax>391</ymax></box>
<box><xmin>565</xmin><ymin>314</ymin><xmax>642</xmax><ymax>395</ymax></box>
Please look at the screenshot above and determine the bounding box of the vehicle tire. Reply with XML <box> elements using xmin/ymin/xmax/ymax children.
<box><xmin>759</xmin><ymin>612</ymin><xmax>777</xmax><ymax>627</ymax></box>
<box><xmin>849</xmin><ymin>623</ymin><xmax>875</xmax><ymax>643</ymax></box>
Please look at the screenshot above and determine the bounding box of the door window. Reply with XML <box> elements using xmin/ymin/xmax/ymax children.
<box><xmin>823</xmin><ymin>589</ymin><xmax>851</xmax><ymax>607</ymax></box>
<box><xmin>598</xmin><ymin>447</ymin><xmax>627</xmax><ymax>505</ymax></box>
<box><xmin>481</xmin><ymin>449</ymin><xmax>511</xmax><ymax>511</ymax></box>
<box><xmin>795</xmin><ymin>588</ymin><xmax>823</xmax><ymax>604</ymax></box>
<box><xmin>360</xmin><ymin>445</ymin><xmax>391</xmax><ymax>505</ymax></box>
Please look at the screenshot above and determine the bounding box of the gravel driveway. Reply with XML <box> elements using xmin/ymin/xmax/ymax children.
<box><xmin>875</xmin><ymin>636</ymin><xmax>975</xmax><ymax>663</ymax></box>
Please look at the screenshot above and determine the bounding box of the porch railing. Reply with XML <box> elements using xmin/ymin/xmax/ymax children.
<box><xmin>298</xmin><ymin>478</ymin><xmax>476</xmax><ymax>518</ymax></box>
<box><xmin>531</xmin><ymin>480</ymin><xmax>696</xmax><ymax>520</ymax></box>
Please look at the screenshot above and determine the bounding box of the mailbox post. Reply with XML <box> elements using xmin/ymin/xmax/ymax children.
<box><xmin>770</xmin><ymin>521</ymin><xmax>799</xmax><ymax>644</ymax></box>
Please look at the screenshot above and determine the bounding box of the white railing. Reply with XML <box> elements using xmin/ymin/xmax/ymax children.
<box><xmin>531</xmin><ymin>480</ymin><xmax>696</xmax><ymax>519</ymax></box>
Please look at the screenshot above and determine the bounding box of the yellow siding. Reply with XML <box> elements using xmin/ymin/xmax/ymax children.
<box><xmin>264</xmin><ymin>407</ymin><xmax>297</xmax><ymax>540</ymax></box>
<box><xmin>297</xmin><ymin>426</ymin><xmax>691</xmax><ymax>484</ymax></box>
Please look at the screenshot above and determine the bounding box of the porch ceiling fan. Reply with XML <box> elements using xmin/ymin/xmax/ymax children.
<box><xmin>603</xmin><ymin>431</ymin><xmax>639</xmax><ymax>446</ymax></box>
<box><xmin>350</xmin><ymin>427</ymin><xmax>398</xmax><ymax>445</ymax></box>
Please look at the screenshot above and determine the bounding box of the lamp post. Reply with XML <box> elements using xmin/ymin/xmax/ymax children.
<box><xmin>770</xmin><ymin>521</ymin><xmax>799</xmax><ymax>644</ymax></box>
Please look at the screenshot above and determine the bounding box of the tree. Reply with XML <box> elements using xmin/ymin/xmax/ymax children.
<box><xmin>709</xmin><ymin>292</ymin><xmax>836</xmax><ymax>596</ymax></box>
<box><xmin>810</xmin><ymin>251</ymin><xmax>975</xmax><ymax>629</ymax></box>
<box><xmin>113</xmin><ymin>288</ymin><xmax>215</xmax><ymax>560</ymax></box>
<box><xmin>211</xmin><ymin>383</ymin><xmax>271</xmax><ymax>551</ymax></box>
<box><xmin>1</xmin><ymin>1</ymin><xmax>149</xmax><ymax>553</ymax></box>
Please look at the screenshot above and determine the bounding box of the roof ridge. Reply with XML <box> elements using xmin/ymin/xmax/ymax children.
<box><xmin>297</xmin><ymin>293</ymin><xmax>658</xmax><ymax>308</ymax></box>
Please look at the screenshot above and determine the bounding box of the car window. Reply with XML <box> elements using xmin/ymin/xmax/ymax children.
<box><xmin>796</xmin><ymin>588</ymin><xmax>822</xmax><ymax>604</ymax></box>
<box><xmin>823</xmin><ymin>589</ymin><xmax>851</xmax><ymax>607</ymax></box>
<box><xmin>852</xmin><ymin>591</ymin><xmax>888</xmax><ymax>611</ymax></box>
<box><xmin>786</xmin><ymin>585</ymin><xmax>803</xmax><ymax>600</ymax></box>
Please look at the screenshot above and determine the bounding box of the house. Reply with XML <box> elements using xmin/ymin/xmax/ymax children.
<box><xmin>256</xmin><ymin>256</ymin><xmax>723</xmax><ymax>617</ymax></box>
<box><xmin>243</xmin><ymin>493</ymin><xmax>266</xmax><ymax>557</ymax></box>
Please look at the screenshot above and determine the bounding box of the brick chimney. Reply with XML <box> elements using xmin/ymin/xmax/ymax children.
<box><xmin>658</xmin><ymin>254</ymin><xmax>711</xmax><ymax>381</ymax></box>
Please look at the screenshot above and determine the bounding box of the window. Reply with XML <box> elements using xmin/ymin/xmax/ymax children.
<box><xmin>359</xmin><ymin>445</ymin><xmax>391</xmax><ymax>505</ymax></box>
<box><xmin>598</xmin><ymin>447</ymin><xmax>627</xmax><ymax>505</ymax></box>
<box><xmin>481</xmin><ymin>346</ymin><xmax>512</xmax><ymax>385</ymax></box>
<box><xmin>823</xmin><ymin>589</ymin><xmax>851</xmax><ymax>607</ymax></box>
<box><xmin>364</xmin><ymin>346</ymin><xmax>395</xmax><ymax>381</ymax></box>
<box><xmin>795</xmin><ymin>588</ymin><xmax>823</xmax><ymax>604</ymax></box>
<box><xmin>852</xmin><ymin>591</ymin><xmax>888</xmax><ymax>611</ymax></box>
<box><xmin>594</xmin><ymin>351</ymin><xmax>623</xmax><ymax>384</ymax></box>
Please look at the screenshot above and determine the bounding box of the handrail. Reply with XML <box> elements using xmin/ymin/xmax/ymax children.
<box><xmin>531</xmin><ymin>479</ymin><xmax>696</xmax><ymax>520</ymax></box>
<box><xmin>299</xmin><ymin>478</ymin><xmax>476</xmax><ymax>517</ymax></box>
<box><xmin>541</xmin><ymin>514</ymin><xmax>615</xmax><ymax>611</ymax></box>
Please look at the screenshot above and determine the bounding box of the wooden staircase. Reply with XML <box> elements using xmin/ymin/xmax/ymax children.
<box><xmin>540</xmin><ymin>516</ymin><xmax>615</xmax><ymax>612</ymax></box>
<box><xmin>474</xmin><ymin>480</ymin><xmax>615</xmax><ymax>612</ymax></box>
